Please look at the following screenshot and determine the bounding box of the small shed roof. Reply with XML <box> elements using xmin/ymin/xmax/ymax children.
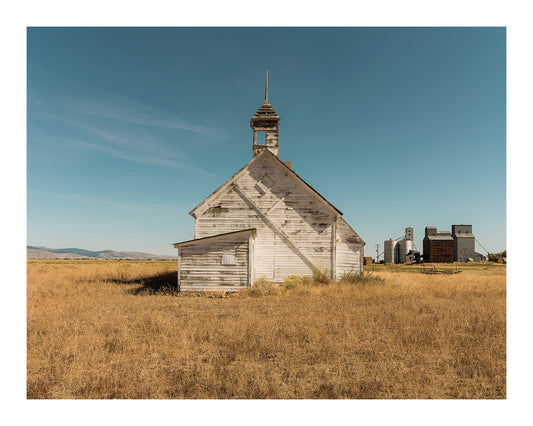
<box><xmin>173</xmin><ymin>228</ymin><xmax>256</xmax><ymax>248</ymax></box>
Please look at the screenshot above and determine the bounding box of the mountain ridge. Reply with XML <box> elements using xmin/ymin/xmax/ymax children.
<box><xmin>27</xmin><ymin>246</ymin><xmax>178</xmax><ymax>260</ymax></box>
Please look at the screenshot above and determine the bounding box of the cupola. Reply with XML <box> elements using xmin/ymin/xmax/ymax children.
<box><xmin>251</xmin><ymin>71</ymin><xmax>281</xmax><ymax>157</ymax></box>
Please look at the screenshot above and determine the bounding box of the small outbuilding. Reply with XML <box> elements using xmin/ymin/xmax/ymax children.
<box><xmin>174</xmin><ymin>229</ymin><xmax>256</xmax><ymax>291</ymax></box>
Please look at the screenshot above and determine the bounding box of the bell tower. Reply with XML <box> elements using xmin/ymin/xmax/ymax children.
<box><xmin>251</xmin><ymin>71</ymin><xmax>281</xmax><ymax>158</ymax></box>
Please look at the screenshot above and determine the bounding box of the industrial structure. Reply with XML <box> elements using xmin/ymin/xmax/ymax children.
<box><xmin>382</xmin><ymin>224</ymin><xmax>485</xmax><ymax>264</ymax></box>
<box><xmin>451</xmin><ymin>225</ymin><xmax>484</xmax><ymax>261</ymax></box>
<box><xmin>383</xmin><ymin>227</ymin><xmax>420</xmax><ymax>264</ymax></box>
<box><xmin>423</xmin><ymin>225</ymin><xmax>484</xmax><ymax>263</ymax></box>
<box><xmin>423</xmin><ymin>227</ymin><xmax>454</xmax><ymax>263</ymax></box>
<box><xmin>173</xmin><ymin>75</ymin><xmax>365</xmax><ymax>291</ymax></box>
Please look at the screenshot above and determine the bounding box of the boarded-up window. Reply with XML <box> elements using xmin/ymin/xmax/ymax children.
<box><xmin>221</xmin><ymin>255</ymin><xmax>237</xmax><ymax>265</ymax></box>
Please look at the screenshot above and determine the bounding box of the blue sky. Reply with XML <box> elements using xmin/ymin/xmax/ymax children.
<box><xmin>27</xmin><ymin>27</ymin><xmax>505</xmax><ymax>255</ymax></box>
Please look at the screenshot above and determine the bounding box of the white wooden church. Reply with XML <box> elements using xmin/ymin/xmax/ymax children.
<box><xmin>173</xmin><ymin>77</ymin><xmax>365</xmax><ymax>291</ymax></box>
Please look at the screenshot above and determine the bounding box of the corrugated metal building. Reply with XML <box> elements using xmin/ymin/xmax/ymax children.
<box><xmin>423</xmin><ymin>226</ymin><xmax>454</xmax><ymax>263</ymax></box>
<box><xmin>173</xmin><ymin>78</ymin><xmax>365</xmax><ymax>291</ymax></box>
<box><xmin>451</xmin><ymin>224</ymin><xmax>484</xmax><ymax>261</ymax></box>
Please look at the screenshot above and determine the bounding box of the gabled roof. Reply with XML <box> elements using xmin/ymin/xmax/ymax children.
<box><xmin>189</xmin><ymin>149</ymin><xmax>343</xmax><ymax>218</ymax></box>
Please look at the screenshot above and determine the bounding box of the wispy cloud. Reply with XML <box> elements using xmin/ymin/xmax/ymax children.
<box><xmin>28</xmin><ymin>189</ymin><xmax>181</xmax><ymax>213</ymax></box>
<box><xmin>28</xmin><ymin>73</ymin><xmax>225</xmax><ymax>176</ymax></box>
<box><xmin>60</xmin><ymin>93</ymin><xmax>223</xmax><ymax>139</ymax></box>
<box><xmin>28</xmin><ymin>83</ymin><xmax>224</xmax><ymax>140</ymax></box>
<box><xmin>71</xmin><ymin>138</ymin><xmax>212</xmax><ymax>174</ymax></box>
<box><xmin>61</xmin><ymin>117</ymin><xmax>178</xmax><ymax>158</ymax></box>
<box><xmin>37</xmin><ymin>134</ymin><xmax>218</xmax><ymax>177</ymax></box>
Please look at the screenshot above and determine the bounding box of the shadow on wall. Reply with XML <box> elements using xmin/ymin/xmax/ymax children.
<box><xmin>245</xmin><ymin>155</ymin><xmax>335</xmax><ymax>234</ymax></box>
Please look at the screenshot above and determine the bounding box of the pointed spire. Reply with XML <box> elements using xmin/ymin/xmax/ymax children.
<box><xmin>253</xmin><ymin>70</ymin><xmax>279</xmax><ymax>119</ymax></box>
<box><xmin>265</xmin><ymin>70</ymin><xmax>269</xmax><ymax>101</ymax></box>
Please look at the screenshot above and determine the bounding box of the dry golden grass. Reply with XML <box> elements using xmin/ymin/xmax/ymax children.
<box><xmin>27</xmin><ymin>260</ymin><xmax>505</xmax><ymax>399</ymax></box>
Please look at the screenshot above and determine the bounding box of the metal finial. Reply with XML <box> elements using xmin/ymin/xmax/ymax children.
<box><xmin>265</xmin><ymin>70</ymin><xmax>268</xmax><ymax>101</ymax></box>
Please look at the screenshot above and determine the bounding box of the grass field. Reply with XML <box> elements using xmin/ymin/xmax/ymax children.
<box><xmin>27</xmin><ymin>259</ymin><xmax>506</xmax><ymax>399</ymax></box>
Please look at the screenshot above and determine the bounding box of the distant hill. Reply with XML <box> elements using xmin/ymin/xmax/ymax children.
<box><xmin>27</xmin><ymin>246</ymin><xmax>178</xmax><ymax>260</ymax></box>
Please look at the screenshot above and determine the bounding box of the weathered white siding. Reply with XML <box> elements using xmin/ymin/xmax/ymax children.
<box><xmin>193</xmin><ymin>154</ymin><xmax>340</xmax><ymax>282</ymax></box>
<box><xmin>335</xmin><ymin>217</ymin><xmax>364</xmax><ymax>278</ymax></box>
<box><xmin>176</xmin><ymin>150</ymin><xmax>364</xmax><ymax>288</ymax></box>
<box><xmin>178</xmin><ymin>231</ymin><xmax>253</xmax><ymax>291</ymax></box>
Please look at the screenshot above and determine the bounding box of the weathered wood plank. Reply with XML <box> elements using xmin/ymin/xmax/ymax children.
<box><xmin>232</xmin><ymin>184</ymin><xmax>319</xmax><ymax>272</ymax></box>
<box><xmin>335</xmin><ymin>218</ymin><xmax>363</xmax><ymax>276</ymax></box>
<box><xmin>178</xmin><ymin>232</ymin><xmax>251</xmax><ymax>290</ymax></box>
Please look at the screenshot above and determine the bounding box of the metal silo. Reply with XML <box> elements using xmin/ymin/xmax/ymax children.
<box><xmin>398</xmin><ymin>240</ymin><xmax>414</xmax><ymax>263</ymax></box>
<box><xmin>398</xmin><ymin>240</ymin><xmax>406</xmax><ymax>263</ymax></box>
<box><xmin>405</xmin><ymin>239</ymin><xmax>414</xmax><ymax>256</ymax></box>
<box><xmin>384</xmin><ymin>239</ymin><xmax>398</xmax><ymax>263</ymax></box>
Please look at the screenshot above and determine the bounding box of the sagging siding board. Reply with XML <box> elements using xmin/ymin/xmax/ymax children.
<box><xmin>177</xmin><ymin>230</ymin><xmax>254</xmax><ymax>291</ymax></box>
<box><xmin>335</xmin><ymin>217</ymin><xmax>364</xmax><ymax>277</ymax></box>
<box><xmin>193</xmin><ymin>153</ymin><xmax>336</xmax><ymax>282</ymax></box>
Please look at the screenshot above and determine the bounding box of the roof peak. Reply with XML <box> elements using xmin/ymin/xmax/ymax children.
<box><xmin>189</xmin><ymin>148</ymin><xmax>344</xmax><ymax>218</ymax></box>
